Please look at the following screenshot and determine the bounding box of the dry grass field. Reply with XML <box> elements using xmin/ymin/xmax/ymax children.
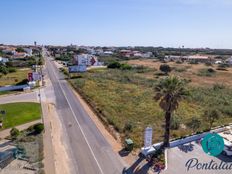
<box><xmin>127</xmin><ymin>59</ymin><xmax>232</xmax><ymax>87</ymax></box>
<box><xmin>69</xmin><ymin>59</ymin><xmax>232</xmax><ymax>147</ymax></box>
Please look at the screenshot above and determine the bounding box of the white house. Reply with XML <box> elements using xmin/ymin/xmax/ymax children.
<box><xmin>103</xmin><ymin>51</ymin><xmax>114</xmax><ymax>56</ymax></box>
<box><xmin>143</xmin><ymin>52</ymin><xmax>153</xmax><ymax>58</ymax></box>
<box><xmin>0</xmin><ymin>57</ymin><xmax>9</xmax><ymax>64</ymax></box>
<box><xmin>23</xmin><ymin>48</ymin><xmax>33</xmax><ymax>56</ymax></box>
<box><xmin>2</xmin><ymin>49</ymin><xmax>16</xmax><ymax>55</ymax></box>
<box><xmin>226</xmin><ymin>57</ymin><xmax>232</xmax><ymax>65</ymax></box>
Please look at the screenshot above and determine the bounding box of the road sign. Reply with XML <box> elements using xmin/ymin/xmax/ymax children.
<box><xmin>144</xmin><ymin>127</ymin><xmax>153</xmax><ymax>148</ymax></box>
<box><xmin>32</xmin><ymin>72</ymin><xmax>41</xmax><ymax>81</ymax></box>
<box><xmin>68</xmin><ymin>65</ymin><xmax>87</xmax><ymax>73</ymax></box>
<box><xmin>28</xmin><ymin>72</ymin><xmax>33</xmax><ymax>81</ymax></box>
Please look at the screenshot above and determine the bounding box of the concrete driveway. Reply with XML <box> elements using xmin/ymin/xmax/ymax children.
<box><xmin>0</xmin><ymin>91</ymin><xmax>38</xmax><ymax>104</ymax></box>
<box><xmin>162</xmin><ymin>142</ymin><xmax>232</xmax><ymax>174</ymax></box>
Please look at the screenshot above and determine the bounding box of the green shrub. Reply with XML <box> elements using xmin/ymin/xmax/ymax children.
<box><xmin>123</xmin><ymin>122</ymin><xmax>133</xmax><ymax>133</ymax></box>
<box><xmin>8</xmin><ymin>67</ymin><xmax>16</xmax><ymax>73</ymax></box>
<box><xmin>207</xmin><ymin>68</ymin><xmax>215</xmax><ymax>73</ymax></box>
<box><xmin>120</xmin><ymin>63</ymin><xmax>132</xmax><ymax>70</ymax></box>
<box><xmin>197</xmin><ymin>68</ymin><xmax>216</xmax><ymax>77</ymax></box>
<box><xmin>174</xmin><ymin>67</ymin><xmax>187</xmax><ymax>73</ymax></box>
<box><xmin>205</xmin><ymin>62</ymin><xmax>213</xmax><ymax>66</ymax></box>
<box><xmin>159</xmin><ymin>64</ymin><xmax>171</xmax><ymax>74</ymax></box>
<box><xmin>170</xmin><ymin>115</ymin><xmax>181</xmax><ymax>130</ymax></box>
<box><xmin>0</xmin><ymin>66</ymin><xmax>9</xmax><ymax>75</ymax></box>
<box><xmin>189</xmin><ymin>60</ymin><xmax>198</xmax><ymax>64</ymax></box>
<box><xmin>10</xmin><ymin>127</ymin><xmax>20</xmax><ymax>138</ymax></box>
<box><xmin>107</xmin><ymin>62</ymin><xmax>121</xmax><ymax>69</ymax></box>
<box><xmin>33</xmin><ymin>123</ymin><xmax>44</xmax><ymax>134</ymax></box>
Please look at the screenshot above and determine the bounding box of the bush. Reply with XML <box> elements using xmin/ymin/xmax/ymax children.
<box><xmin>205</xmin><ymin>62</ymin><xmax>213</xmax><ymax>66</ymax></box>
<box><xmin>197</xmin><ymin>68</ymin><xmax>216</xmax><ymax>77</ymax></box>
<box><xmin>123</xmin><ymin>122</ymin><xmax>133</xmax><ymax>133</ymax></box>
<box><xmin>120</xmin><ymin>63</ymin><xmax>132</xmax><ymax>70</ymax></box>
<box><xmin>0</xmin><ymin>66</ymin><xmax>9</xmax><ymax>75</ymax></box>
<box><xmin>170</xmin><ymin>115</ymin><xmax>181</xmax><ymax>130</ymax></box>
<box><xmin>174</xmin><ymin>67</ymin><xmax>187</xmax><ymax>73</ymax></box>
<box><xmin>107</xmin><ymin>62</ymin><xmax>121</xmax><ymax>69</ymax></box>
<box><xmin>189</xmin><ymin>60</ymin><xmax>198</xmax><ymax>64</ymax></box>
<box><xmin>10</xmin><ymin>127</ymin><xmax>20</xmax><ymax>138</ymax></box>
<box><xmin>33</xmin><ymin>123</ymin><xmax>44</xmax><ymax>134</ymax></box>
<box><xmin>8</xmin><ymin>67</ymin><xmax>16</xmax><ymax>73</ymax></box>
<box><xmin>159</xmin><ymin>64</ymin><xmax>171</xmax><ymax>74</ymax></box>
<box><xmin>175</xmin><ymin>60</ymin><xmax>183</xmax><ymax>64</ymax></box>
<box><xmin>207</xmin><ymin>68</ymin><xmax>215</xmax><ymax>73</ymax></box>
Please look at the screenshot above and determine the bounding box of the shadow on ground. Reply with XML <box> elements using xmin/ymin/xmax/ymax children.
<box><xmin>122</xmin><ymin>154</ymin><xmax>151</xmax><ymax>174</ymax></box>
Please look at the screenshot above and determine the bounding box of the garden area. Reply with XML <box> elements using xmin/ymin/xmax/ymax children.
<box><xmin>0</xmin><ymin>102</ymin><xmax>41</xmax><ymax>130</ymax></box>
<box><xmin>69</xmin><ymin>60</ymin><xmax>232</xmax><ymax>148</ymax></box>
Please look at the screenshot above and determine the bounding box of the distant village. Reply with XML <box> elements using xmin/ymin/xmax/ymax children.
<box><xmin>46</xmin><ymin>45</ymin><xmax>232</xmax><ymax>73</ymax></box>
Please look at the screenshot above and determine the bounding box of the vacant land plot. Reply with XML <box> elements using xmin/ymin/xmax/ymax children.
<box><xmin>127</xmin><ymin>59</ymin><xmax>232</xmax><ymax>87</ymax></box>
<box><xmin>70</xmin><ymin>66</ymin><xmax>232</xmax><ymax>147</ymax></box>
<box><xmin>0</xmin><ymin>102</ymin><xmax>41</xmax><ymax>129</ymax></box>
<box><xmin>0</xmin><ymin>68</ymin><xmax>30</xmax><ymax>87</ymax></box>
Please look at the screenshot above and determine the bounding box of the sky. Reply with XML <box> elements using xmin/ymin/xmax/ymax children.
<box><xmin>0</xmin><ymin>0</ymin><xmax>232</xmax><ymax>48</ymax></box>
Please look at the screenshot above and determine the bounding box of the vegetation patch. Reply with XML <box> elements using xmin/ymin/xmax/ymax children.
<box><xmin>0</xmin><ymin>102</ymin><xmax>41</xmax><ymax>129</ymax></box>
<box><xmin>69</xmin><ymin>68</ymin><xmax>232</xmax><ymax>147</ymax></box>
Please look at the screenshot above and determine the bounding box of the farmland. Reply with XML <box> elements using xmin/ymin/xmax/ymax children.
<box><xmin>69</xmin><ymin>60</ymin><xmax>232</xmax><ymax>147</ymax></box>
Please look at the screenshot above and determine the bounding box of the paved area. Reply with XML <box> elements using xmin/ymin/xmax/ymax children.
<box><xmin>162</xmin><ymin>142</ymin><xmax>232</xmax><ymax>174</ymax></box>
<box><xmin>0</xmin><ymin>91</ymin><xmax>38</xmax><ymax>104</ymax></box>
<box><xmin>45</xmin><ymin>49</ymin><xmax>125</xmax><ymax>174</ymax></box>
<box><xmin>0</xmin><ymin>119</ymin><xmax>42</xmax><ymax>139</ymax></box>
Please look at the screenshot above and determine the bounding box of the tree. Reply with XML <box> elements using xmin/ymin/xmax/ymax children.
<box><xmin>187</xmin><ymin>117</ymin><xmax>201</xmax><ymax>133</ymax></box>
<box><xmin>203</xmin><ymin>109</ymin><xmax>220</xmax><ymax>129</ymax></box>
<box><xmin>10</xmin><ymin>127</ymin><xmax>20</xmax><ymax>139</ymax></box>
<box><xmin>160</xmin><ymin>64</ymin><xmax>171</xmax><ymax>75</ymax></box>
<box><xmin>38</xmin><ymin>58</ymin><xmax>44</xmax><ymax>65</ymax></box>
<box><xmin>0</xmin><ymin>66</ymin><xmax>9</xmax><ymax>75</ymax></box>
<box><xmin>16</xmin><ymin>47</ymin><xmax>25</xmax><ymax>53</ymax></box>
<box><xmin>154</xmin><ymin>76</ymin><xmax>189</xmax><ymax>148</ymax></box>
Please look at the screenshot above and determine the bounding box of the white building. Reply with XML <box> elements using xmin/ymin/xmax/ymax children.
<box><xmin>143</xmin><ymin>52</ymin><xmax>153</xmax><ymax>58</ymax></box>
<box><xmin>0</xmin><ymin>57</ymin><xmax>9</xmax><ymax>64</ymax></box>
<box><xmin>73</xmin><ymin>54</ymin><xmax>99</xmax><ymax>66</ymax></box>
<box><xmin>23</xmin><ymin>48</ymin><xmax>33</xmax><ymax>56</ymax></box>
<box><xmin>226</xmin><ymin>57</ymin><xmax>232</xmax><ymax>65</ymax></box>
<box><xmin>103</xmin><ymin>51</ymin><xmax>114</xmax><ymax>56</ymax></box>
<box><xmin>2</xmin><ymin>49</ymin><xmax>16</xmax><ymax>55</ymax></box>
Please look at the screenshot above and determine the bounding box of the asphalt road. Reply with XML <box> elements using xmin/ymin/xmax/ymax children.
<box><xmin>44</xmin><ymin>50</ymin><xmax>125</xmax><ymax>174</ymax></box>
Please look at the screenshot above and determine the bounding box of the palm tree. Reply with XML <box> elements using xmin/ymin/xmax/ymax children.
<box><xmin>154</xmin><ymin>76</ymin><xmax>189</xmax><ymax>148</ymax></box>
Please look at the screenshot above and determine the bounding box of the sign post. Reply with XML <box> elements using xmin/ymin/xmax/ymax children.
<box><xmin>144</xmin><ymin>127</ymin><xmax>153</xmax><ymax>148</ymax></box>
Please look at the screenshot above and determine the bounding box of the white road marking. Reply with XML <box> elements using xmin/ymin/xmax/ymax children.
<box><xmin>48</xmin><ymin>58</ymin><xmax>104</xmax><ymax>174</ymax></box>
